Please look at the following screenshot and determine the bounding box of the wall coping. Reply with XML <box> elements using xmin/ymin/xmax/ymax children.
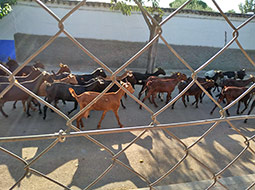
<box><xmin>19</xmin><ymin>0</ymin><xmax>254</xmax><ymax>19</ymax></box>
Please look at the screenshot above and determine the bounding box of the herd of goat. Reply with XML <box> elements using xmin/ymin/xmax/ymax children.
<box><xmin>0</xmin><ymin>58</ymin><xmax>254</xmax><ymax>129</ymax></box>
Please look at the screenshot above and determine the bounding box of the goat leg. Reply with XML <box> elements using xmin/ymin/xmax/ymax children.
<box><xmin>140</xmin><ymin>92</ymin><xmax>152</xmax><ymax>109</ymax></box>
<box><xmin>97</xmin><ymin>111</ymin><xmax>107</xmax><ymax>129</ymax></box>
<box><xmin>13</xmin><ymin>100</ymin><xmax>18</xmax><ymax>109</ymax></box>
<box><xmin>226</xmin><ymin>109</ymin><xmax>230</xmax><ymax>116</ymax></box>
<box><xmin>113</xmin><ymin>110</ymin><xmax>123</xmax><ymax>128</ymax></box>
<box><xmin>76</xmin><ymin>115</ymin><xmax>84</xmax><ymax>129</ymax></box>
<box><xmin>241</xmin><ymin>95</ymin><xmax>253</xmax><ymax>114</ymax></box>
<box><xmin>195</xmin><ymin>95</ymin><xmax>199</xmax><ymax>108</ymax></box>
<box><xmin>138</xmin><ymin>84</ymin><xmax>146</xmax><ymax>100</ymax></box>
<box><xmin>165</xmin><ymin>93</ymin><xmax>171</xmax><ymax>105</ymax></box>
<box><xmin>158</xmin><ymin>93</ymin><xmax>164</xmax><ymax>102</ymax></box>
<box><xmin>32</xmin><ymin>99</ymin><xmax>42</xmax><ymax>114</ymax></box>
<box><xmin>236</xmin><ymin>101</ymin><xmax>241</xmax><ymax>115</ymax></box>
<box><xmin>67</xmin><ymin>101</ymin><xmax>78</xmax><ymax>115</ymax></box>
<box><xmin>43</xmin><ymin>105</ymin><xmax>49</xmax><ymax>120</ymax></box>
<box><xmin>26</xmin><ymin>101</ymin><xmax>31</xmax><ymax>117</ymax></box>
<box><xmin>0</xmin><ymin>104</ymin><xmax>8</xmax><ymax>118</ymax></box>
<box><xmin>171</xmin><ymin>101</ymin><xmax>176</xmax><ymax>109</ymax></box>
<box><xmin>30</xmin><ymin>99</ymin><xmax>37</xmax><ymax>112</ymax></box>
<box><xmin>210</xmin><ymin>104</ymin><xmax>217</xmax><ymax>115</ymax></box>
<box><xmin>22</xmin><ymin>100</ymin><xmax>26</xmax><ymax>112</ymax></box>
<box><xmin>120</xmin><ymin>99</ymin><xmax>126</xmax><ymax>109</ymax></box>
<box><xmin>210</xmin><ymin>93</ymin><xmax>224</xmax><ymax>115</ymax></box>
<box><xmin>186</xmin><ymin>95</ymin><xmax>189</xmax><ymax>102</ymax></box>
<box><xmin>240</xmin><ymin>103</ymin><xmax>249</xmax><ymax>114</ymax></box>
<box><xmin>182</xmin><ymin>95</ymin><xmax>187</xmax><ymax>107</ymax></box>
<box><xmin>244</xmin><ymin>100</ymin><xmax>255</xmax><ymax>123</ymax></box>
<box><xmin>152</xmin><ymin>93</ymin><xmax>158</xmax><ymax>107</ymax></box>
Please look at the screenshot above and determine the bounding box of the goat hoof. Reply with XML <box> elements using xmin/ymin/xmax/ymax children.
<box><xmin>244</xmin><ymin>119</ymin><xmax>247</xmax><ymax>123</ymax></box>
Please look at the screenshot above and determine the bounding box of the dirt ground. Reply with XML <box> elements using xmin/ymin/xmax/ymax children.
<box><xmin>0</xmin><ymin>70</ymin><xmax>255</xmax><ymax>189</ymax></box>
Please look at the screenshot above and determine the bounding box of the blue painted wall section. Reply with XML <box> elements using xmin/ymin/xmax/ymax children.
<box><xmin>0</xmin><ymin>40</ymin><xmax>16</xmax><ymax>62</ymax></box>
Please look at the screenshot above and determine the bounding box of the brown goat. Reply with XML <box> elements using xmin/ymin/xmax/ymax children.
<box><xmin>138</xmin><ymin>72</ymin><xmax>185</xmax><ymax>100</ymax></box>
<box><xmin>219</xmin><ymin>76</ymin><xmax>255</xmax><ymax>87</ymax></box>
<box><xmin>210</xmin><ymin>86</ymin><xmax>255</xmax><ymax>116</ymax></box>
<box><xmin>55</xmin><ymin>63</ymin><xmax>71</xmax><ymax>75</ymax></box>
<box><xmin>0</xmin><ymin>67</ymin><xmax>42</xmax><ymax>83</ymax></box>
<box><xmin>0</xmin><ymin>72</ymin><xmax>53</xmax><ymax>117</ymax></box>
<box><xmin>6</xmin><ymin>59</ymin><xmax>45</xmax><ymax>76</ymax></box>
<box><xmin>140</xmin><ymin>73</ymin><xmax>187</xmax><ymax>109</ymax></box>
<box><xmin>69</xmin><ymin>81</ymin><xmax>135</xmax><ymax>129</ymax></box>
<box><xmin>173</xmin><ymin>79</ymin><xmax>215</xmax><ymax>109</ymax></box>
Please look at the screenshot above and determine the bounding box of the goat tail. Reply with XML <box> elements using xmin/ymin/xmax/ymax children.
<box><xmin>69</xmin><ymin>88</ymin><xmax>78</xmax><ymax>99</ymax></box>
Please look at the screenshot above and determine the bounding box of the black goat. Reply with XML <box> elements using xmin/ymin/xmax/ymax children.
<box><xmin>43</xmin><ymin>78</ymin><xmax>105</xmax><ymax>119</ymax></box>
<box><xmin>205</xmin><ymin>70</ymin><xmax>224</xmax><ymax>92</ymax></box>
<box><xmin>223</xmin><ymin>68</ymin><xmax>246</xmax><ymax>80</ymax></box>
<box><xmin>75</xmin><ymin>68</ymin><xmax>107</xmax><ymax>84</ymax></box>
<box><xmin>51</xmin><ymin>68</ymin><xmax>107</xmax><ymax>85</ymax></box>
<box><xmin>132</xmin><ymin>68</ymin><xmax>166</xmax><ymax>97</ymax></box>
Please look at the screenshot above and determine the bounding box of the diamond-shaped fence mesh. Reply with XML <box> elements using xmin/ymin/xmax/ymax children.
<box><xmin>0</xmin><ymin>0</ymin><xmax>255</xmax><ymax>189</ymax></box>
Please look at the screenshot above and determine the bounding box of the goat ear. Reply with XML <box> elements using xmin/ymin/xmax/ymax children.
<box><xmin>59</xmin><ymin>63</ymin><xmax>63</xmax><ymax>67</ymax></box>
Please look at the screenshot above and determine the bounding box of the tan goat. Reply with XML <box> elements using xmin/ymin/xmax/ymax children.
<box><xmin>69</xmin><ymin>81</ymin><xmax>135</xmax><ymax>129</ymax></box>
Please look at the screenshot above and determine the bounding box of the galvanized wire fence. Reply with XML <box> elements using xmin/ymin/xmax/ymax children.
<box><xmin>0</xmin><ymin>0</ymin><xmax>255</xmax><ymax>189</ymax></box>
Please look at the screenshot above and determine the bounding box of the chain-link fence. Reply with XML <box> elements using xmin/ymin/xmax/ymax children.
<box><xmin>0</xmin><ymin>0</ymin><xmax>255</xmax><ymax>189</ymax></box>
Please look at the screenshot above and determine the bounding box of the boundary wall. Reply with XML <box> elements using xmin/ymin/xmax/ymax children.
<box><xmin>0</xmin><ymin>1</ymin><xmax>255</xmax><ymax>70</ymax></box>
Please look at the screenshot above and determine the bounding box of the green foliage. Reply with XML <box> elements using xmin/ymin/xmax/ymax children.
<box><xmin>0</xmin><ymin>0</ymin><xmax>16</xmax><ymax>19</ymax></box>
<box><xmin>227</xmin><ymin>9</ymin><xmax>236</xmax><ymax>13</ymax></box>
<box><xmin>110</xmin><ymin>0</ymin><xmax>164</xmax><ymax>17</ymax></box>
<box><xmin>169</xmin><ymin>0</ymin><xmax>213</xmax><ymax>11</ymax></box>
<box><xmin>239</xmin><ymin>0</ymin><xmax>255</xmax><ymax>13</ymax></box>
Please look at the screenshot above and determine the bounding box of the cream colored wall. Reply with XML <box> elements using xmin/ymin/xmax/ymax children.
<box><xmin>1</xmin><ymin>1</ymin><xmax>254</xmax><ymax>50</ymax></box>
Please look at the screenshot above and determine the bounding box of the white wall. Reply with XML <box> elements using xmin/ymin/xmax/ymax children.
<box><xmin>1</xmin><ymin>1</ymin><xmax>254</xmax><ymax>50</ymax></box>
